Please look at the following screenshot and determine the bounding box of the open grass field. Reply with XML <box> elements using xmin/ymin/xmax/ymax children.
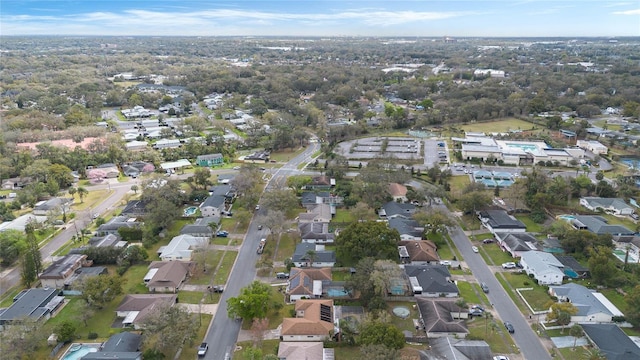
<box><xmin>448</xmin><ymin>175</ymin><xmax>471</xmax><ymax>197</ymax></box>
<box><xmin>457</xmin><ymin>281</ymin><xmax>484</xmax><ymax>305</ymax></box>
<box><xmin>189</xmin><ymin>250</ymin><xmax>225</xmax><ymax>285</ymax></box>
<box><xmin>501</xmin><ymin>272</ymin><xmax>551</xmax><ymax>312</ymax></box>
<box><xmin>460</xmin><ymin>118</ymin><xmax>538</xmax><ymax>133</ymax></box>
<box><xmin>332</xmin><ymin>208</ymin><xmax>356</xmax><ymax>223</ymax></box>
<box><xmin>71</xmin><ymin>189</ymin><xmax>111</xmax><ymax>211</ymax></box>
<box><xmin>275</xmin><ymin>233</ymin><xmax>298</xmax><ymax>262</ymax></box>
<box><xmin>515</xmin><ymin>214</ymin><xmax>544</xmax><ymax>232</ymax></box>
<box><xmin>467</xmin><ymin>315</ymin><xmax>517</xmax><ymax>354</ymax></box>
<box><xmin>269</xmin><ymin>147</ymin><xmax>306</xmax><ymax>162</ymax></box>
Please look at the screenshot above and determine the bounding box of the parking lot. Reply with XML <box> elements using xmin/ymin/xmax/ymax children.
<box><xmin>424</xmin><ymin>139</ymin><xmax>448</xmax><ymax>168</ymax></box>
<box><xmin>336</xmin><ymin>136</ymin><xmax>422</xmax><ymax>160</ymax></box>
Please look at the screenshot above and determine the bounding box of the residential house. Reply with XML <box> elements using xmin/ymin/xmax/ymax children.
<box><xmin>89</xmin><ymin>234</ymin><xmax>126</xmax><ymax>248</ymax></box>
<box><xmin>120</xmin><ymin>200</ymin><xmax>150</xmax><ymax>217</ymax></box>
<box><xmin>299</xmin><ymin>222</ymin><xmax>335</xmax><ymax>244</ymax></box>
<box><xmin>116</xmin><ymin>294</ymin><xmax>177</xmax><ymax>329</ymax></box>
<box><xmin>39</xmin><ymin>254</ymin><xmax>93</xmax><ymax>289</ymax></box>
<box><xmin>1</xmin><ymin>176</ymin><xmax>31</xmax><ymax>190</ymax></box>
<box><xmin>179</xmin><ymin>218</ymin><xmax>215</xmax><ymax>238</ymax></box>
<box><xmin>95</xmin><ymin>163</ymin><xmax>121</xmax><ymax>178</ymax></box>
<box><xmin>0</xmin><ymin>288</ymin><xmax>64</xmax><ymax>329</ymax></box>
<box><xmin>144</xmin><ymin>261</ymin><xmax>193</xmax><ymax>293</ymax></box>
<box><xmin>520</xmin><ymin>251</ymin><xmax>565</xmax><ymax>285</ymax></box>
<box><xmin>287</xmin><ymin>268</ymin><xmax>332</xmax><ymax>302</ymax></box>
<box><xmin>292</xmin><ymin>243</ymin><xmax>336</xmax><ymax>268</ymax></box>
<box><xmin>379</xmin><ymin>201</ymin><xmax>417</xmax><ymax>219</ymax></box>
<box><xmin>281</xmin><ymin>299</ymin><xmax>335</xmax><ymax>342</ymax></box>
<box><xmin>300</xmin><ymin>191</ymin><xmax>343</xmax><ymax>208</ymax></box>
<box><xmin>495</xmin><ymin>232</ymin><xmax>539</xmax><ymax>258</ymax></box>
<box><xmin>61</xmin><ymin>266</ymin><xmax>108</xmax><ymax>295</ymax></box>
<box><xmin>153</xmin><ymin>139</ymin><xmax>181</xmax><ymax>150</ymax></box>
<box><xmin>277</xmin><ymin>342</ymin><xmax>333</xmax><ymax>360</ymax></box>
<box><xmin>33</xmin><ymin>197</ymin><xmax>72</xmax><ymax>216</ymax></box>
<box><xmin>158</xmin><ymin>234</ymin><xmax>209</xmax><ymax>261</ymax></box>
<box><xmin>427</xmin><ymin>338</ymin><xmax>492</xmax><ymax>360</ymax></box>
<box><xmin>478</xmin><ymin>210</ymin><xmax>526</xmax><ymax>234</ymax></box>
<box><xmin>125</xmin><ymin>140</ymin><xmax>148</xmax><ymax>152</ymax></box>
<box><xmin>580</xmin><ymin>324</ymin><xmax>640</xmax><ymax>360</ymax></box>
<box><xmin>305</xmin><ymin>176</ymin><xmax>335</xmax><ymax>190</ymax></box>
<box><xmin>388</xmin><ymin>218</ymin><xmax>423</xmax><ymax>240</ymax></box>
<box><xmin>549</xmin><ymin>283</ymin><xmax>623</xmax><ymax>324</ymax></box>
<box><xmin>388</xmin><ymin>182</ymin><xmax>408</xmax><ymax>202</ymax></box>
<box><xmin>580</xmin><ymin>197</ymin><xmax>634</xmax><ymax>216</ymax></box>
<box><xmin>82</xmin><ymin>332</ymin><xmax>142</xmax><ymax>360</ymax></box>
<box><xmin>196</xmin><ymin>153</ymin><xmax>224</xmax><ymax>167</ymax></box>
<box><xmin>217</xmin><ymin>173</ymin><xmax>235</xmax><ymax>184</ymax></box>
<box><xmin>415</xmin><ymin>298</ymin><xmax>469</xmax><ymax>338</ymax></box>
<box><xmin>570</xmin><ymin>215</ymin><xmax>635</xmax><ymax>236</ymax></box>
<box><xmin>298</xmin><ymin>203</ymin><xmax>333</xmax><ymax>223</ymax></box>
<box><xmin>200</xmin><ymin>184</ymin><xmax>233</xmax><ymax>218</ymax></box>
<box><xmin>97</xmin><ymin>216</ymin><xmax>139</xmax><ymax>236</ymax></box>
<box><xmin>404</xmin><ymin>264</ymin><xmax>459</xmax><ymax>297</ymax></box>
<box><xmin>554</xmin><ymin>255</ymin><xmax>590</xmax><ymax>278</ymax></box>
<box><xmin>398</xmin><ymin>240</ymin><xmax>440</xmax><ymax>264</ymax></box>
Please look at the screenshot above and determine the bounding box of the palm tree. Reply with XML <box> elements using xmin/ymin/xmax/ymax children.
<box><xmin>77</xmin><ymin>186</ymin><xmax>88</xmax><ymax>203</ymax></box>
<box><xmin>569</xmin><ymin>324</ymin><xmax>583</xmax><ymax>350</ymax></box>
<box><xmin>305</xmin><ymin>249</ymin><xmax>316</xmax><ymax>267</ymax></box>
<box><xmin>68</xmin><ymin>187</ymin><xmax>77</xmax><ymax>201</ymax></box>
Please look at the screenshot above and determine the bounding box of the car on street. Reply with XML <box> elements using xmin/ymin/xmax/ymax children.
<box><xmin>502</xmin><ymin>262</ymin><xmax>517</xmax><ymax>269</ymax></box>
<box><xmin>472</xmin><ymin>246</ymin><xmax>479</xmax><ymax>253</ymax></box>
<box><xmin>631</xmin><ymin>213</ymin><xmax>639</xmax><ymax>220</ymax></box>
<box><xmin>503</xmin><ymin>321</ymin><xmax>515</xmax><ymax>334</ymax></box>
<box><xmin>197</xmin><ymin>343</ymin><xmax>209</xmax><ymax>356</ymax></box>
<box><xmin>233</xmin><ymin>166</ymin><xmax>241</xmax><ymax>170</ymax></box>
<box><xmin>480</xmin><ymin>282</ymin><xmax>489</xmax><ymax>293</ymax></box>
<box><xmin>216</xmin><ymin>230</ymin><xmax>229</xmax><ymax>237</ymax></box>
<box><xmin>255</xmin><ymin>204</ymin><xmax>260</xmax><ymax>210</ymax></box>
<box><xmin>493</xmin><ymin>356</ymin><xmax>510</xmax><ymax>360</ymax></box>
<box><xmin>257</xmin><ymin>224</ymin><xmax>263</xmax><ymax>230</ymax></box>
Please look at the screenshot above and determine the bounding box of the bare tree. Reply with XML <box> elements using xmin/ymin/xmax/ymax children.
<box><xmin>250</xmin><ymin>318</ymin><xmax>270</xmax><ymax>348</ymax></box>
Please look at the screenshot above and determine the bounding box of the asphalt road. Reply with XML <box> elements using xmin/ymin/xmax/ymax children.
<box><xmin>439</xmin><ymin>208</ymin><xmax>552</xmax><ymax>360</ymax></box>
<box><xmin>202</xmin><ymin>142</ymin><xmax>320</xmax><ymax>360</ymax></box>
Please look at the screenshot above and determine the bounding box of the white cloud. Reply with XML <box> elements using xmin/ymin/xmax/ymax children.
<box><xmin>612</xmin><ymin>8</ymin><xmax>640</xmax><ymax>15</ymax></box>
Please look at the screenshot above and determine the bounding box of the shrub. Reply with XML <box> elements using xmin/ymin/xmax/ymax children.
<box><xmin>87</xmin><ymin>332</ymin><xmax>98</xmax><ymax>340</ymax></box>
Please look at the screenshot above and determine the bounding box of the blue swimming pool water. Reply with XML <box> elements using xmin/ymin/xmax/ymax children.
<box><xmin>184</xmin><ymin>206</ymin><xmax>197</xmax><ymax>216</ymax></box>
<box><xmin>327</xmin><ymin>289</ymin><xmax>349</xmax><ymax>297</ymax></box>
<box><xmin>620</xmin><ymin>158</ymin><xmax>640</xmax><ymax>169</ymax></box>
<box><xmin>61</xmin><ymin>344</ymin><xmax>99</xmax><ymax>360</ymax></box>
<box><xmin>557</xmin><ymin>215</ymin><xmax>576</xmax><ymax>221</ymax></box>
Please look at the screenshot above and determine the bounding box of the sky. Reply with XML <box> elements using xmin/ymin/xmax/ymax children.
<box><xmin>1</xmin><ymin>1</ymin><xmax>639</xmax><ymax>37</ymax></box>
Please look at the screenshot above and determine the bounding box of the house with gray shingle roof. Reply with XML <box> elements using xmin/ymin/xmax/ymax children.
<box><xmin>0</xmin><ymin>288</ymin><xmax>64</xmax><ymax>328</ymax></box>
<box><xmin>405</xmin><ymin>264</ymin><xmax>458</xmax><ymax>297</ymax></box>
<box><xmin>571</xmin><ymin>215</ymin><xmax>635</xmax><ymax>236</ymax></box>
<box><xmin>379</xmin><ymin>201</ymin><xmax>416</xmax><ymax>219</ymax></box>
<box><xmin>478</xmin><ymin>210</ymin><xmax>526</xmax><ymax>234</ymax></box>
<box><xmin>520</xmin><ymin>251</ymin><xmax>565</xmax><ymax>285</ymax></box>
<box><xmin>292</xmin><ymin>243</ymin><xmax>336</xmax><ymax>268</ymax></box>
<box><xmin>549</xmin><ymin>283</ymin><xmax>623</xmax><ymax>324</ymax></box>
<box><xmin>580</xmin><ymin>197</ymin><xmax>634</xmax><ymax>216</ymax></box>
<box><xmin>428</xmin><ymin>338</ymin><xmax>492</xmax><ymax>360</ymax></box>
<box><xmin>415</xmin><ymin>298</ymin><xmax>469</xmax><ymax>338</ymax></box>
<box><xmin>298</xmin><ymin>222</ymin><xmax>334</xmax><ymax>244</ymax></box>
<box><xmin>580</xmin><ymin>324</ymin><xmax>640</xmax><ymax>360</ymax></box>
<box><xmin>495</xmin><ymin>232</ymin><xmax>539</xmax><ymax>258</ymax></box>
<box><xmin>388</xmin><ymin>218</ymin><xmax>423</xmax><ymax>240</ymax></box>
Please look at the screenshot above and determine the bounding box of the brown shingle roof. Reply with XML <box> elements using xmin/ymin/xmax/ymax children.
<box><xmin>281</xmin><ymin>299</ymin><xmax>334</xmax><ymax>336</ymax></box>
<box><xmin>147</xmin><ymin>261</ymin><xmax>193</xmax><ymax>289</ymax></box>
<box><xmin>400</xmin><ymin>240</ymin><xmax>440</xmax><ymax>262</ymax></box>
<box><xmin>287</xmin><ymin>268</ymin><xmax>332</xmax><ymax>296</ymax></box>
<box><xmin>388</xmin><ymin>182</ymin><xmax>407</xmax><ymax>197</ymax></box>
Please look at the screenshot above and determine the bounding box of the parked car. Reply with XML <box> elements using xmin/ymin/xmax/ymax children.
<box><xmin>255</xmin><ymin>204</ymin><xmax>260</xmax><ymax>210</ymax></box>
<box><xmin>502</xmin><ymin>262</ymin><xmax>517</xmax><ymax>269</ymax></box>
<box><xmin>439</xmin><ymin>260</ymin><xmax>451</xmax><ymax>266</ymax></box>
<box><xmin>471</xmin><ymin>305</ymin><xmax>485</xmax><ymax>312</ymax></box>
<box><xmin>197</xmin><ymin>343</ymin><xmax>209</xmax><ymax>356</ymax></box>
<box><xmin>631</xmin><ymin>213</ymin><xmax>639</xmax><ymax>220</ymax></box>
<box><xmin>216</xmin><ymin>230</ymin><xmax>229</xmax><ymax>237</ymax></box>
<box><xmin>469</xmin><ymin>308</ymin><xmax>484</xmax><ymax>317</ymax></box>
<box><xmin>503</xmin><ymin>321</ymin><xmax>515</xmax><ymax>334</ymax></box>
<box><xmin>211</xmin><ymin>285</ymin><xmax>225</xmax><ymax>293</ymax></box>
<box><xmin>493</xmin><ymin>356</ymin><xmax>510</xmax><ymax>360</ymax></box>
<box><xmin>482</xmin><ymin>239</ymin><xmax>494</xmax><ymax>244</ymax></box>
<box><xmin>276</xmin><ymin>272</ymin><xmax>290</xmax><ymax>279</ymax></box>
<box><xmin>472</xmin><ymin>246</ymin><xmax>479</xmax><ymax>253</ymax></box>
<box><xmin>480</xmin><ymin>283</ymin><xmax>489</xmax><ymax>293</ymax></box>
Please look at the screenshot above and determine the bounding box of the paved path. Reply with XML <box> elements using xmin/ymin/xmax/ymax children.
<box><xmin>177</xmin><ymin>303</ymin><xmax>218</xmax><ymax>315</ymax></box>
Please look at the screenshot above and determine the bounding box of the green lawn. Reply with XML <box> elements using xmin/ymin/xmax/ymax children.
<box><xmin>500</xmin><ymin>272</ymin><xmax>552</xmax><ymax>312</ymax></box>
<box><xmin>515</xmin><ymin>214</ymin><xmax>544</xmax><ymax>233</ymax></box>
<box><xmin>479</xmin><ymin>243</ymin><xmax>513</xmax><ymax>266</ymax></box>
<box><xmin>599</xmin><ymin>288</ymin><xmax>630</xmax><ymax>313</ymax></box>
<box><xmin>46</xmin><ymin>295</ymin><xmax>120</xmax><ymax>339</ymax></box>
<box><xmin>166</xmin><ymin>219</ymin><xmax>192</xmax><ymax>238</ymax></box>
<box><xmin>212</xmin><ymin>236</ymin><xmax>232</xmax><ymax>245</ymax></box>
<box><xmin>275</xmin><ymin>233</ymin><xmax>297</xmax><ymax>262</ymax></box>
<box><xmin>332</xmin><ymin>208</ymin><xmax>355</xmax><ymax>223</ymax></box>
<box><xmin>179</xmin><ymin>291</ymin><xmax>205</xmax><ymax>304</ymax></box>
<box><xmin>71</xmin><ymin>190</ymin><xmax>112</xmax><ymax>211</ymax></box>
<box><xmin>386</xmin><ymin>301</ymin><xmax>420</xmax><ymax>332</ymax></box>
<box><xmin>449</xmin><ymin>175</ymin><xmax>471</xmax><ymax>197</ymax></box>
<box><xmin>179</xmin><ymin>314</ymin><xmax>213</xmax><ymax>360</ymax></box>
<box><xmin>457</xmin><ymin>281</ymin><xmax>484</xmax><ymax>305</ymax></box>
<box><xmin>265</xmin><ymin>286</ymin><xmax>293</xmax><ymax>330</ymax></box>
<box><xmin>460</xmin><ymin>118</ymin><xmax>537</xmax><ymax>133</ymax></box>
<box><xmin>269</xmin><ymin>147</ymin><xmax>306</xmax><ymax>162</ymax></box>
<box><xmin>495</xmin><ymin>273</ymin><xmax>529</xmax><ymax>313</ymax></box>
<box><xmin>332</xmin><ymin>269</ymin><xmax>352</xmax><ymax>281</ymax></box>
<box><xmin>467</xmin><ymin>317</ymin><xmax>517</xmax><ymax>355</ymax></box>
<box><xmin>213</xmin><ymin>250</ymin><xmax>237</xmax><ymax>284</ymax></box>
<box><xmin>234</xmin><ymin>339</ymin><xmax>280</xmax><ymax>359</ymax></box>
<box><xmin>121</xmin><ymin>264</ymin><xmax>150</xmax><ymax>294</ymax></box>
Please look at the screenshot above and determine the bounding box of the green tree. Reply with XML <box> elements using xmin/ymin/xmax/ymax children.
<box><xmin>131</xmin><ymin>184</ymin><xmax>139</xmax><ymax>194</ymax></box>
<box><xmin>0</xmin><ymin>230</ymin><xmax>26</xmax><ymax>267</ymax></box>
<box><xmin>68</xmin><ymin>186</ymin><xmax>77</xmax><ymax>201</ymax></box>
<box><xmin>21</xmin><ymin>224</ymin><xmax>42</xmax><ymax>287</ymax></box>
<box><xmin>625</xmin><ymin>285</ymin><xmax>640</xmax><ymax>327</ymax></box>
<box><xmin>412</xmin><ymin>209</ymin><xmax>455</xmax><ymax>236</ymax></box>
<box><xmin>48</xmin><ymin>163</ymin><xmax>74</xmax><ymax>189</ymax></box>
<box><xmin>227</xmin><ymin>281</ymin><xmax>273</xmax><ymax>321</ymax></box>
<box><xmin>546</xmin><ymin>302</ymin><xmax>578</xmax><ymax>332</ymax></box>
<box><xmin>457</xmin><ymin>191</ymin><xmax>491</xmax><ymax>214</ymax></box>
<box><xmin>358</xmin><ymin>344</ymin><xmax>400</xmax><ymax>360</ymax></box>
<box><xmin>79</xmin><ymin>273</ymin><xmax>124</xmax><ymax>309</ymax></box>
<box><xmin>192</xmin><ymin>168</ymin><xmax>212</xmax><ymax>189</ymax></box>
<box><xmin>0</xmin><ymin>316</ymin><xmax>47</xmax><ymax>359</ymax></box>
<box><xmin>335</xmin><ymin>221</ymin><xmax>400</xmax><ymax>262</ymax></box>
<box><xmin>358</xmin><ymin>321</ymin><xmax>405</xmax><ymax>350</ymax></box>
<box><xmin>55</xmin><ymin>320</ymin><xmax>77</xmax><ymax>343</ymax></box>
<box><xmin>588</xmin><ymin>246</ymin><xmax>618</xmax><ymax>285</ymax></box>
<box><xmin>261</xmin><ymin>189</ymin><xmax>299</xmax><ymax>218</ymax></box>
<box><xmin>141</xmin><ymin>304</ymin><xmax>198</xmax><ymax>358</ymax></box>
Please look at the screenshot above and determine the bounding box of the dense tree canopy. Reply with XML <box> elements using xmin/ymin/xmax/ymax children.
<box><xmin>335</xmin><ymin>221</ymin><xmax>400</xmax><ymax>262</ymax></box>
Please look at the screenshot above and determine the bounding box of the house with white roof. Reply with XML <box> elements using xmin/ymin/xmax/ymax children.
<box><xmin>548</xmin><ymin>283</ymin><xmax>623</xmax><ymax>324</ymax></box>
<box><xmin>158</xmin><ymin>234</ymin><xmax>208</xmax><ymax>261</ymax></box>
<box><xmin>580</xmin><ymin>197</ymin><xmax>634</xmax><ymax>216</ymax></box>
<box><xmin>576</xmin><ymin>140</ymin><xmax>608</xmax><ymax>155</ymax></box>
<box><xmin>520</xmin><ymin>251</ymin><xmax>565</xmax><ymax>285</ymax></box>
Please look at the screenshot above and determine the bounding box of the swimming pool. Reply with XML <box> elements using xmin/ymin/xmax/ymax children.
<box><xmin>327</xmin><ymin>288</ymin><xmax>350</xmax><ymax>297</ymax></box>
<box><xmin>613</xmin><ymin>249</ymin><xmax>639</xmax><ymax>264</ymax></box>
<box><xmin>184</xmin><ymin>206</ymin><xmax>197</xmax><ymax>216</ymax></box>
<box><xmin>60</xmin><ymin>344</ymin><xmax>100</xmax><ymax>360</ymax></box>
<box><xmin>557</xmin><ymin>215</ymin><xmax>576</xmax><ymax>221</ymax></box>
